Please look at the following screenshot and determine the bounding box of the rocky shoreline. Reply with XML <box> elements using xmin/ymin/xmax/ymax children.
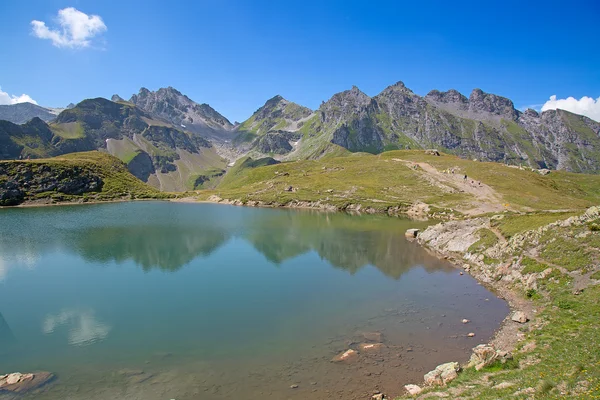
<box><xmin>188</xmin><ymin>194</ymin><xmax>454</xmax><ymax>220</ymax></box>
<box><xmin>390</xmin><ymin>218</ymin><xmax>536</xmax><ymax>398</ymax></box>
<box><xmin>391</xmin><ymin>206</ymin><xmax>600</xmax><ymax>398</ymax></box>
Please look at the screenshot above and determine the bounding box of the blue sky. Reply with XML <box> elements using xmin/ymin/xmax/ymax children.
<box><xmin>1</xmin><ymin>0</ymin><xmax>599</xmax><ymax>122</ymax></box>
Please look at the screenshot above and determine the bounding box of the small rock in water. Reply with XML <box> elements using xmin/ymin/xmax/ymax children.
<box><xmin>404</xmin><ymin>384</ymin><xmax>422</xmax><ymax>395</ymax></box>
<box><xmin>362</xmin><ymin>331</ymin><xmax>384</xmax><ymax>343</ymax></box>
<box><xmin>359</xmin><ymin>342</ymin><xmax>384</xmax><ymax>352</ymax></box>
<box><xmin>290</xmin><ymin>384</ymin><xmax>299</xmax><ymax>389</ymax></box>
<box><xmin>468</xmin><ymin>332</ymin><xmax>475</xmax><ymax>337</ymax></box>
<box><xmin>462</xmin><ymin>319</ymin><xmax>470</xmax><ymax>324</ymax></box>
<box><xmin>511</xmin><ymin>311</ymin><xmax>528</xmax><ymax>323</ymax></box>
<box><xmin>331</xmin><ymin>349</ymin><xmax>358</xmax><ymax>363</ymax></box>
<box><xmin>460</xmin><ymin>271</ymin><xmax>464</xmax><ymax>275</ymax></box>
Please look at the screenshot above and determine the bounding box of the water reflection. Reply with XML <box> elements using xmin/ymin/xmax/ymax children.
<box><xmin>71</xmin><ymin>226</ymin><xmax>229</xmax><ymax>271</ymax></box>
<box><xmin>0</xmin><ymin>311</ymin><xmax>17</xmax><ymax>353</ymax></box>
<box><xmin>0</xmin><ymin>203</ymin><xmax>446</xmax><ymax>278</ymax></box>
<box><xmin>43</xmin><ymin>309</ymin><xmax>111</xmax><ymax>346</ymax></box>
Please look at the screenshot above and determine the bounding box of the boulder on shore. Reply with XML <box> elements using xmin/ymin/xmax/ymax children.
<box><xmin>404</xmin><ymin>384</ymin><xmax>423</xmax><ymax>395</ymax></box>
<box><xmin>467</xmin><ymin>344</ymin><xmax>498</xmax><ymax>370</ymax></box>
<box><xmin>511</xmin><ymin>311</ymin><xmax>528</xmax><ymax>323</ymax></box>
<box><xmin>405</xmin><ymin>228</ymin><xmax>420</xmax><ymax>238</ymax></box>
<box><xmin>424</xmin><ymin>362</ymin><xmax>460</xmax><ymax>386</ymax></box>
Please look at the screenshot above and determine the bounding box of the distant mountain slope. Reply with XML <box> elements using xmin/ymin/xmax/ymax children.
<box><xmin>238</xmin><ymin>82</ymin><xmax>600</xmax><ymax>173</ymax></box>
<box><xmin>125</xmin><ymin>87</ymin><xmax>234</xmax><ymax>142</ymax></box>
<box><xmin>233</xmin><ymin>95</ymin><xmax>314</xmax><ymax>154</ymax></box>
<box><xmin>0</xmin><ymin>102</ymin><xmax>57</xmax><ymax>124</ymax></box>
<box><xmin>0</xmin><ymin>98</ymin><xmax>226</xmax><ymax>191</ymax></box>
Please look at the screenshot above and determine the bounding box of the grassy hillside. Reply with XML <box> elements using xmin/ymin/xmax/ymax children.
<box><xmin>0</xmin><ymin>151</ymin><xmax>170</xmax><ymax>206</ymax></box>
<box><xmin>203</xmin><ymin>150</ymin><xmax>600</xmax><ymax>215</ymax></box>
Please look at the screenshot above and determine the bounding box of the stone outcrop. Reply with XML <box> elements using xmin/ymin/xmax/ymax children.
<box><xmin>423</xmin><ymin>362</ymin><xmax>460</xmax><ymax>386</ymax></box>
<box><xmin>467</xmin><ymin>344</ymin><xmax>498</xmax><ymax>370</ymax></box>
<box><xmin>0</xmin><ymin>163</ymin><xmax>103</xmax><ymax>206</ymax></box>
<box><xmin>404</xmin><ymin>384</ymin><xmax>422</xmax><ymax>395</ymax></box>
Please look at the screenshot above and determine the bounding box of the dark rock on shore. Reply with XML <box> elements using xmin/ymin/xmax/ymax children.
<box><xmin>0</xmin><ymin>162</ymin><xmax>103</xmax><ymax>206</ymax></box>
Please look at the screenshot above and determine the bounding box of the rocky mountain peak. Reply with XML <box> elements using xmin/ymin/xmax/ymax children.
<box><xmin>111</xmin><ymin>94</ymin><xmax>125</xmax><ymax>102</ymax></box>
<box><xmin>263</xmin><ymin>95</ymin><xmax>286</xmax><ymax>108</ymax></box>
<box><xmin>128</xmin><ymin>86</ymin><xmax>233</xmax><ymax>134</ymax></box>
<box><xmin>468</xmin><ymin>89</ymin><xmax>517</xmax><ymax>119</ymax></box>
<box><xmin>319</xmin><ymin>86</ymin><xmax>371</xmax><ymax>125</ymax></box>
<box><xmin>523</xmin><ymin>108</ymin><xmax>539</xmax><ymax>118</ymax></box>
<box><xmin>381</xmin><ymin>81</ymin><xmax>413</xmax><ymax>94</ymax></box>
<box><xmin>425</xmin><ymin>89</ymin><xmax>468</xmax><ymax>104</ymax></box>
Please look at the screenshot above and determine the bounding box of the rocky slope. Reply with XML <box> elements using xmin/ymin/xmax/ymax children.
<box><xmin>233</xmin><ymin>95</ymin><xmax>313</xmax><ymax>154</ymax></box>
<box><xmin>2</xmin><ymin>82</ymin><xmax>600</xmax><ymax>179</ymax></box>
<box><xmin>0</xmin><ymin>98</ymin><xmax>226</xmax><ymax>191</ymax></box>
<box><xmin>0</xmin><ymin>102</ymin><xmax>58</xmax><ymax>124</ymax></box>
<box><xmin>0</xmin><ymin>152</ymin><xmax>165</xmax><ymax>206</ymax></box>
<box><xmin>238</xmin><ymin>82</ymin><xmax>600</xmax><ymax>173</ymax></box>
<box><xmin>125</xmin><ymin>87</ymin><xmax>234</xmax><ymax>142</ymax></box>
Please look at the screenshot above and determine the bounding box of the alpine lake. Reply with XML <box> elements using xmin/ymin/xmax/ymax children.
<box><xmin>0</xmin><ymin>202</ymin><xmax>508</xmax><ymax>399</ymax></box>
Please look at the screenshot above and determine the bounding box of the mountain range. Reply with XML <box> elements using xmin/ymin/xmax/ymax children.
<box><xmin>1</xmin><ymin>82</ymin><xmax>599</xmax><ymax>191</ymax></box>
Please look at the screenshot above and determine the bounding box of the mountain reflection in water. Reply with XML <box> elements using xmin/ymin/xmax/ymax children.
<box><xmin>0</xmin><ymin>202</ymin><xmax>448</xmax><ymax>278</ymax></box>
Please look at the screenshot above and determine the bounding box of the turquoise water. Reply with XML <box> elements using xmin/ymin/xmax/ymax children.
<box><xmin>0</xmin><ymin>202</ymin><xmax>508</xmax><ymax>399</ymax></box>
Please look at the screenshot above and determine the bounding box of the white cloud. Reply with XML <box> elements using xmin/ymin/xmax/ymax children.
<box><xmin>541</xmin><ymin>95</ymin><xmax>600</xmax><ymax>122</ymax></box>
<box><xmin>31</xmin><ymin>7</ymin><xmax>107</xmax><ymax>49</ymax></box>
<box><xmin>0</xmin><ymin>86</ymin><xmax>38</xmax><ymax>105</ymax></box>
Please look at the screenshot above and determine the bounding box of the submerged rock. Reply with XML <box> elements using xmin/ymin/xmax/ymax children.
<box><xmin>423</xmin><ymin>362</ymin><xmax>460</xmax><ymax>386</ymax></box>
<box><xmin>362</xmin><ymin>331</ymin><xmax>384</xmax><ymax>343</ymax></box>
<box><xmin>0</xmin><ymin>371</ymin><xmax>54</xmax><ymax>393</ymax></box>
<box><xmin>331</xmin><ymin>349</ymin><xmax>358</xmax><ymax>363</ymax></box>
<box><xmin>358</xmin><ymin>342</ymin><xmax>384</xmax><ymax>352</ymax></box>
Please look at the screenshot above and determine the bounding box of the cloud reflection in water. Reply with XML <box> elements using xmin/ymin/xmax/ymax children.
<box><xmin>43</xmin><ymin>309</ymin><xmax>111</xmax><ymax>346</ymax></box>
